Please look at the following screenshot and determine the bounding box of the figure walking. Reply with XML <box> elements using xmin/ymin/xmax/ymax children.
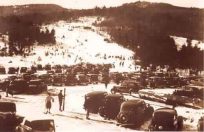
<box><xmin>45</xmin><ymin>93</ymin><xmax>54</xmax><ymax>114</ymax></box>
<box><xmin>58</xmin><ymin>90</ymin><xmax>64</xmax><ymax>111</ymax></box>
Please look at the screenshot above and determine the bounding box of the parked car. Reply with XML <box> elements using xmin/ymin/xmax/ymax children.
<box><xmin>44</xmin><ymin>64</ymin><xmax>52</xmax><ymax>71</ymax></box>
<box><xmin>149</xmin><ymin>107</ymin><xmax>183</xmax><ymax>131</ymax></box>
<box><xmin>8</xmin><ymin>67</ymin><xmax>19</xmax><ymax>74</ymax></box>
<box><xmin>190</xmin><ymin>77</ymin><xmax>204</xmax><ymax>86</ymax></box>
<box><xmin>38</xmin><ymin>74</ymin><xmax>52</xmax><ymax>86</ymax></box>
<box><xmin>84</xmin><ymin>91</ymin><xmax>108</xmax><ymax>114</ymax></box>
<box><xmin>55</xmin><ymin>68</ymin><xmax>62</xmax><ymax>74</ymax></box>
<box><xmin>87</xmin><ymin>74</ymin><xmax>99</xmax><ymax>84</ymax></box>
<box><xmin>28</xmin><ymin>79</ymin><xmax>47</xmax><ymax>94</ymax></box>
<box><xmin>21</xmin><ymin>73</ymin><xmax>35</xmax><ymax>82</ymax></box>
<box><xmin>64</xmin><ymin>74</ymin><xmax>78</xmax><ymax>86</ymax></box>
<box><xmin>52</xmin><ymin>74</ymin><xmax>65</xmax><ymax>86</ymax></box>
<box><xmin>117</xmin><ymin>99</ymin><xmax>154</xmax><ymax>127</ymax></box>
<box><xmin>0</xmin><ymin>102</ymin><xmax>24</xmax><ymax>131</ymax></box>
<box><xmin>111</xmin><ymin>80</ymin><xmax>143</xmax><ymax>95</ymax></box>
<box><xmin>30</xmin><ymin>65</ymin><xmax>37</xmax><ymax>73</ymax></box>
<box><xmin>20</xmin><ymin>67</ymin><xmax>27</xmax><ymax>73</ymax></box>
<box><xmin>197</xmin><ymin>116</ymin><xmax>204</xmax><ymax>131</ymax></box>
<box><xmin>16</xmin><ymin>118</ymin><xmax>55</xmax><ymax>132</ymax></box>
<box><xmin>0</xmin><ymin>79</ymin><xmax>10</xmax><ymax>91</ymax></box>
<box><xmin>8</xmin><ymin>79</ymin><xmax>29</xmax><ymax>94</ymax></box>
<box><xmin>99</xmin><ymin>94</ymin><xmax>125</xmax><ymax>119</ymax></box>
<box><xmin>77</xmin><ymin>74</ymin><xmax>90</xmax><ymax>85</ymax></box>
<box><xmin>172</xmin><ymin>85</ymin><xmax>204</xmax><ymax>99</ymax></box>
<box><xmin>0</xmin><ymin>66</ymin><xmax>6</xmax><ymax>74</ymax></box>
<box><xmin>37</xmin><ymin>64</ymin><xmax>43</xmax><ymax>70</ymax></box>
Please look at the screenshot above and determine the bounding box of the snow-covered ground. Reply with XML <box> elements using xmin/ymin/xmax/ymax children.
<box><xmin>171</xmin><ymin>36</ymin><xmax>204</xmax><ymax>50</ymax></box>
<box><xmin>0</xmin><ymin>16</ymin><xmax>138</xmax><ymax>73</ymax></box>
<box><xmin>0</xmin><ymin>17</ymin><xmax>203</xmax><ymax>131</ymax></box>
<box><xmin>0</xmin><ymin>83</ymin><xmax>203</xmax><ymax>131</ymax></box>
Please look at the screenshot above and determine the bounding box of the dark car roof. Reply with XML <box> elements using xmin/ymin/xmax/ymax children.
<box><xmin>154</xmin><ymin>108</ymin><xmax>176</xmax><ymax>115</ymax></box>
<box><xmin>86</xmin><ymin>91</ymin><xmax>107</xmax><ymax>97</ymax></box>
<box><xmin>105</xmin><ymin>94</ymin><xmax>123</xmax><ymax>99</ymax></box>
<box><xmin>121</xmin><ymin>99</ymin><xmax>144</xmax><ymax>107</ymax></box>
<box><xmin>0</xmin><ymin>101</ymin><xmax>16</xmax><ymax>112</ymax></box>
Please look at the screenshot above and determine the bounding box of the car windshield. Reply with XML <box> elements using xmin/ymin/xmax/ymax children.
<box><xmin>31</xmin><ymin>120</ymin><xmax>54</xmax><ymax>131</ymax></box>
<box><xmin>0</xmin><ymin>102</ymin><xmax>16</xmax><ymax>112</ymax></box>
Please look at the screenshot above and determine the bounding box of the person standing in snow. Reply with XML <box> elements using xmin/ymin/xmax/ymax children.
<box><xmin>58</xmin><ymin>90</ymin><xmax>64</xmax><ymax>111</ymax></box>
<box><xmin>45</xmin><ymin>93</ymin><xmax>54</xmax><ymax>114</ymax></box>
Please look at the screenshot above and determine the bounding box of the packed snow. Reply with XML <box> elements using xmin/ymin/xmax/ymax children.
<box><xmin>171</xmin><ymin>35</ymin><xmax>204</xmax><ymax>50</ymax></box>
<box><xmin>0</xmin><ymin>17</ymin><xmax>203</xmax><ymax>131</ymax></box>
<box><xmin>0</xmin><ymin>17</ymin><xmax>137</xmax><ymax>73</ymax></box>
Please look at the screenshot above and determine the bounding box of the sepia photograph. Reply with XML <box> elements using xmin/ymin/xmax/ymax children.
<box><xmin>0</xmin><ymin>0</ymin><xmax>203</xmax><ymax>131</ymax></box>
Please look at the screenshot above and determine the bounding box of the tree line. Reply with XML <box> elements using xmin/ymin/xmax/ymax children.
<box><xmin>83</xmin><ymin>2</ymin><xmax>204</xmax><ymax>70</ymax></box>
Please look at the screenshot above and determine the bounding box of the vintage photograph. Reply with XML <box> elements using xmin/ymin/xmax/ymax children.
<box><xmin>0</xmin><ymin>0</ymin><xmax>203</xmax><ymax>131</ymax></box>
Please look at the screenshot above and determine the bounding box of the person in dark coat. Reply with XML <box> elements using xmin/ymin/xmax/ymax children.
<box><xmin>58</xmin><ymin>90</ymin><xmax>64</xmax><ymax>111</ymax></box>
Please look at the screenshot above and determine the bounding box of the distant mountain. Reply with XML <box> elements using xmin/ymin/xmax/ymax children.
<box><xmin>0</xmin><ymin>2</ymin><xmax>203</xmax><ymax>68</ymax></box>
<box><xmin>81</xmin><ymin>1</ymin><xmax>203</xmax><ymax>67</ymax></box>
<box><xmin>0</xmin><ymin>4</ymin><xmax>68</xmax><ymax>16</ymax></box>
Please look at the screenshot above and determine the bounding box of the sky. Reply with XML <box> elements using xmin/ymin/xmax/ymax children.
<box><xmin>0</xmin><ymin>0</ymin><xmax>203</xmax><ymax>9</ymax></box>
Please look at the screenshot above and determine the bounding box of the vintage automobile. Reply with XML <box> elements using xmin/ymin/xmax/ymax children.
<box><xmin>99</xmin><ymin>94</ymin><xmax>125</xmax><ymax>120</ymax></box>
<box><xmin>21</xmin><ymin>73</ymin><xmax>38</xmax><ymax>82</ymax></box>
<box><xmin>0</xmin><ymin>102</ymin><xmax>24</xmax><ymax>131</ymax></box>
<box><xmin>87</xmin><ymin>74</ymin><xmax>99</xmax><ymax>84</ymax></box>
<box><xmin>109</xmin><ymin>72</ymin><xmax>124</xmax><ymax>84</ymax></box>
<box><xmin>0</xmin><ymin>79</ymin><xmax>10</xmax><ymax>91</ymax></box>
<box><xmin>30</xmin><ymin>65</ymin><xmax>37</xmax><ymax>73</ymax></box>
<box><xmin>76</xmin><ymin>74</ymin><xmax>90</xmax><ymax>85</ymax></box>
<box><xmin>16</xmin><ymin>118</ymin><xmax>55</xmax><ymax>132</ymax></box>
<box><xmin>8</xmin><ymin>79</ymin><xmax>29</xmax><ymax>94</ymax></box>
<box><xmin>149</xmin><ymin>107</ymin><xmax>183</xmax><ymax>131</ymax></box>
<box><xmin>20</xmin><ymin>67</ymin><xmax>27</xmax><ymax>73</ymax></box>
<box><xmin>37</xmin><ymin>64</ymin><xmax>43</xmax><ymax>70</ymax></box>
<box><xmin>47</xmin><ymin>70</ymin><xmax>55</xmax><ymax>75</ymax></box>
<box><xmin>64</xmin><ymin>74</ymin><xmax>78</xmax><ymax>86</ymax></box>
<box><xmin>0</xmin><ymin>66</ymin><xmax>6</xmax><ymax>74</ymax></box>
<box><xmin>84</xmin><ymin>91</ymin><xmax>108</xmax><ymax>114</ymax></box>
<box><xmin>197</xmin><ymin>116</ymin><xmax>204</xmax><ymax>131</ymax></box>
<box><xmin>52</xmin><ymin>74</ymin><xmax>65</xmax><ymax>86</ymax></box>
<box><xmin>28</xmin><ymin>79</ymin><xmax>47</xmax><ymax>94</ymax></box>
<box><xmin>117</xmin><ymin>99</ymin><xmax>154</xmax><ymax>127</ymax></box>
<box><xmin>55</xmin><ymin>68</ymin><xmax>63</xmax><ymax>74</ymax></box>
<box><xmin>172</xmin><ymin>85</ymin><xmax>204</xmax><ymax>99</ymax></box>
<box><xmin>8</xmin><ymin>67</ymin><xmax>19</xmax><ymax>74</ymax></box>
<box><xmin>111</xmin><ymin>80</ymin><xmax>143</xmax><ymax>95</ymax></box>
<box><xmin>38</xmin><ymin>74</ymin><xmax>52</xmax><ymax>86</ymax></box>
<box><xmin>190</xmin><ymin>77</ymin><xmax>204</xmax><ymax>86</ymax></box>
<box><xmin>44</xmin><ymin>64</ymin><xmax>52</xmax><ymax>71</ymax></box>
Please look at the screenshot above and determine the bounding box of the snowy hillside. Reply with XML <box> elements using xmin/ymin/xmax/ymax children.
<box><xmin>0</xmin><ymin>17</ymin><xmax>138</xmax><ymax>73</ymax></box>
<box><xmin>171</xmin><ymin>36</ymin><xmax>204</xmax><ymax>50</ymax></box>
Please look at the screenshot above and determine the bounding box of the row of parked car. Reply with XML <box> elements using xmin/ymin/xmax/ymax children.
<box><xmin>83</xmin><ymin>91</ymin><xmax>187</xmax><ymax>131</ymax></box>
<box><xmin>0</xmin><ymin>101</ymin><xmax>55</xmax><ymax>132</ymax></box>
<box><xmin>0</xmin><ymin>77</ymin><xmax>47</xmax><ymax>95</ymax></box>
